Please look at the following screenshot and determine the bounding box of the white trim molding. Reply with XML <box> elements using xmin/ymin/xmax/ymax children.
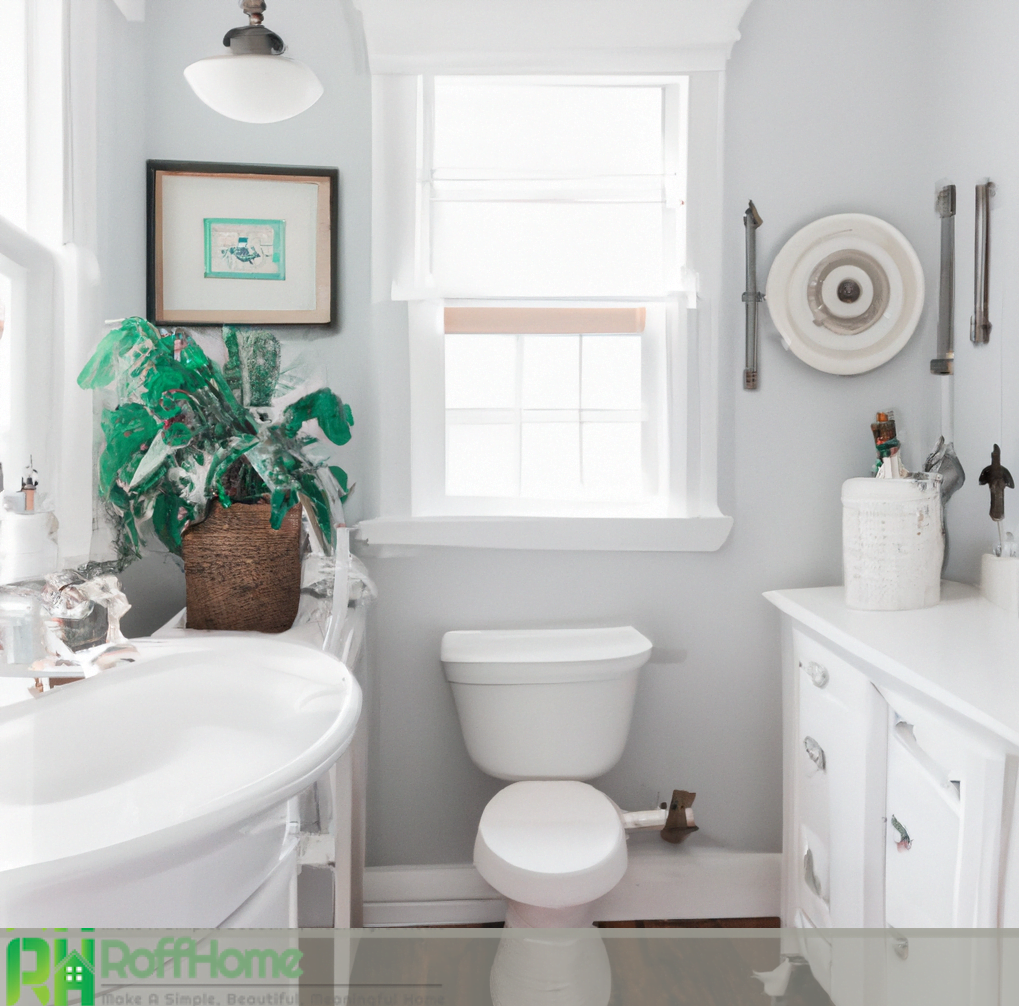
<box><xmin>357</xmin><ymin>515</ymin><xmax>733</xmax><ymax>551</ymax></box>
<box><xmin>363</xmin><ymin>843</ymin><xmax>780</xmax><ymax>927</ymax></box>
<box><xmin>353</xmin><ymin>0</ymin><xmax>755</xmax><ymax>73</ymax></box>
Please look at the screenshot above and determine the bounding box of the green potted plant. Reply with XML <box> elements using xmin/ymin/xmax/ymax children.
<box><xmin>78</xmin><ymin>317</ymin><xmax>353</xmax><ymax>633</ymax></box>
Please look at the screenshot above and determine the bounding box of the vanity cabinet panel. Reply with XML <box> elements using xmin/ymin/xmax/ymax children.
<box><xmin>790</xmin><ymin>628</ymin><xmax>888</xmax><ymax>927</ymax></box>
<box><xmin>879</xmin><ymin>685</ymin><xmax>1006</xmax><ymax>928</ymax></box>
<box><xmin>884</xmin><ymin>715</ymin><xmax>962</xmax><ymax>927</ymax></box>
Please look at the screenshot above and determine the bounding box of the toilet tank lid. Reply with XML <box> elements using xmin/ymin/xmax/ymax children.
<box><xmin>441</xmin><ymin>626</ymin><xmax>652</xmax><ymax>684</ymax></box>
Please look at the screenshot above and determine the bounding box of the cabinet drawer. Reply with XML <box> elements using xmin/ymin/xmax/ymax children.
<box><xmin>794</xmin><ymin>629</ymin><xmax>876</xmax><ymax>733</ymax></box>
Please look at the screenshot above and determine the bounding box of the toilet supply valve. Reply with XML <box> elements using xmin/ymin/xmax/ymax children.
<box><xmin>621</xmin><ymin>808</ymin><xmax>672</xmax><ymax>830</ymax></box>
<box><xmin>620</xmin><ymin>790</ymin><xmax>699</xmax><ymax>844</ymax></box>
<box><xmin>662</xmin><ymin>790</ymin><xmax>699</xmax><ymax>844</ymax></box>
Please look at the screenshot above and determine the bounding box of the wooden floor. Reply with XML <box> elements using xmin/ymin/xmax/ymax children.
<box><xmin>415</xmin><ymin>916</ymin><xmax>781</xmax><ymax>929</ymax></box>
<box><xmin>599</xmin><ymin>917</ymin><xmax>781</xmax><ymax>928</ymax></box>
<box><xmin>342</xmin><ymin>919</ymin><xmax>834</xmax><ymax>1005</ymax></box>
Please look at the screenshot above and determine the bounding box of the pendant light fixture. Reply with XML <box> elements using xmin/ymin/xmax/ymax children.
<box><xmin>184</xmin><ymin>0</ymin><xmax>323</xmax><ymax>124</ymax></box>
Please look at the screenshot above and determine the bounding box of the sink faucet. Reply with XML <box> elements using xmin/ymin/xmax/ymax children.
<box><xmin>0</xmin><ymin>569</ymin><xmax>138</xmax><ymax>694</ymax></box>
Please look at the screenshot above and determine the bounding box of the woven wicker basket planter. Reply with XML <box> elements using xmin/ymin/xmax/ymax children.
<box><xmin>181</xmin><ymin>499</ymin><xmax>302</xmax><ymax>633</ymax></box>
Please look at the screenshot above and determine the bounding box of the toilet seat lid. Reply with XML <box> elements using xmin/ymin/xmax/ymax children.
<box><xmin>474</xmin><ymin>781</ymin><xmax>627</xmax><ymax>909</ymax></box>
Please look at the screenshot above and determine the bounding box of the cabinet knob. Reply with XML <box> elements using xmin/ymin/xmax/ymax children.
<box><xmin>892</xmin><ymin>935</ymin><xmax>909</xmax><ymax>960</ymax></box>
<box><xmin>803</xmin><ymin>736</ymin><xmax>826</xmax><ymax>771</ymax></box>
<box><xmin>800</xmin><ymin>659</ymin><xmax>829</xmax><ymax>688</ymax></box>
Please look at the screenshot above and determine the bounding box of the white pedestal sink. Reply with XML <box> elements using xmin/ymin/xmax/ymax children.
<box><xmin>0</xmin><ymin>635</ymin><xmax>362</xmax><ymax>927</ymax></box>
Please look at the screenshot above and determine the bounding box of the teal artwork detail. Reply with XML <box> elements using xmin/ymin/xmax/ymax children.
<box><xmin>204</xmin><ymin>218</ymin><xmax>285</xmax><ymax>280</ymax></box>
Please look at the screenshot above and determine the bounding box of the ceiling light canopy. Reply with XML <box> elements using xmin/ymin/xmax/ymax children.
<box><xmin>184</xmin><ymin>0</ymin><xmax>323</xmax><ymax>124</ymax></box>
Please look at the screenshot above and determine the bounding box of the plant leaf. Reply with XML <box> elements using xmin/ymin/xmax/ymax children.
<box><xmin>150</xmin><ymin>493</ymin><xmax>197</xmax><ymax>555</ymax></box>
<box><xmin>281</xmin><ymin>389</ymin><xmax>353</xmax><ymax>445</ymax></box>
<box><xmin>129</xmin><ymin>429</ymin><xmax>175</xmax><ymax>489</ymax></box>
<box><xmin>208</xmin><ymin>435</ymin><xmax>261</xmax><ymax>506</ymax></box>
<box><xmin>295</xmin><ymin>470</ymin><xmax>335</xmax><ymax>552</ymax></box>
<box><xmin>78</xmin><ymin>317</ymin><xmax>162</xmax><ymax>390</ymax></box>
<box><xmin>328</xmin><ymin>465</ymin><xmax>352</xmax><ymax>502</ymax></box>
<box><xmin>99</xmin><ymin>405</ymin><xmax>159</xmax><ymax>496</ymax></box>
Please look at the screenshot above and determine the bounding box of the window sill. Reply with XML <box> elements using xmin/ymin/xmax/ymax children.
<box><xmin>355</xmin><ymin>515</ymin><xmax>732</xmax><ymax>552</ymax></box>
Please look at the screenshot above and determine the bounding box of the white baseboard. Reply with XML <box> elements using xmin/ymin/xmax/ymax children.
<box><xmin>363</xmin><ymin>837</ymin><xmax>780</xmax><ymax>927</ymax></box>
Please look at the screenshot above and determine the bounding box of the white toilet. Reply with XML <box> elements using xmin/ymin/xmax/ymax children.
<box><xmin>441</xmin><ymin>625</ymin><xmax>653</xmax><ymax>928</ymax></box>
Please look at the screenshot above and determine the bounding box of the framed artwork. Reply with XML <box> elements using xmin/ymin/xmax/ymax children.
<box><xmin>147</xmin><ymin>160</ymin><xmax>338</xmax><ymax>326</ymax></box>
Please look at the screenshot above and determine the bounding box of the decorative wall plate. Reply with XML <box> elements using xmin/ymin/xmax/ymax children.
<box><xmin>765</xmin><ymin>213</ymin><xmax>924</xmax><ymax>375</ymax></box>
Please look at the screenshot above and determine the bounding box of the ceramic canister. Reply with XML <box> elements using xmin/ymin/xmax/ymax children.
<box><xmin>842</xmin><ymin>473</ymin><xmax>943</xmax><ymax>610</ymax></box>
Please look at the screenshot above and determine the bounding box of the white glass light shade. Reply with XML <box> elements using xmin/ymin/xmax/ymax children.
<box><xmin>184</xmin><ymin>54</ymin><xmax>323</xmax><ymax>124</ymax></box>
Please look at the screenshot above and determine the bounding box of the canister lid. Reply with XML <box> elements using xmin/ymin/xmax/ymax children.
<box><xmin>842</xmin><ymin>476</ymin><xmax>938</xmax><ymax>503</ymax></box>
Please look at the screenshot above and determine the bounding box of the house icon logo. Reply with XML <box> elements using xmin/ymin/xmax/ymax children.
<box><xmin>6</xmin><ymin>937</ymin><xmax>95</xmax><ymax>1006</ymax></box>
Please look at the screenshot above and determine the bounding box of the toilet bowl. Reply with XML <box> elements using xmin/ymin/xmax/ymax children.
<box><xmin>441</xmin><ymin>626</ymin><xmax>652</xmax><ymax>927</ymax></box>
<box><xmin>476</xmin><ymin>780</ymin><xmax>627</xmax><ymax>927</ymax></box>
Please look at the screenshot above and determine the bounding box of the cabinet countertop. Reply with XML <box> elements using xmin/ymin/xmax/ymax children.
<box><xmin>765</xmin><ymin>581</ymin><xmax>1019</xmax><ymax>750</ymax></box>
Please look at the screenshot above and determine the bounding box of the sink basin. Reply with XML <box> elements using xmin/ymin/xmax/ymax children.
<box><xmin>0</xmin><ymin>635</ymin><xmax>361</xmax><ymax>926</ymax></box>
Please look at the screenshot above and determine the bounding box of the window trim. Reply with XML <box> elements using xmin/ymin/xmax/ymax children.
<box><xmin>0</xmin><ymin>0</ymin><xmax>100</xmax><ymax>569</ymax></box>
<box><xmin>357</xmin><ymin>514</ymin><xmax>732</xmax><ymax>551</ymax></box>
<box><xmin>365</xmin><ymin>71</ymin><xmax>732</xmax><ymax>552</ymax></box>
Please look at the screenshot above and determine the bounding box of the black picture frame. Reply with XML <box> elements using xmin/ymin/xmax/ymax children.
<box><xmin>146</xmin><ymin>159</ymin><xmax>339</xmax><ymax>327</ymax></box>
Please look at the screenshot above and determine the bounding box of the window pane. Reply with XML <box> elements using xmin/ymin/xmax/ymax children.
<box><xmin>521</xmin><ymin>422</ymin><xmax>581</xmax><ymax>499</ymax></box>
<box><xmin>446</xmin><ymin>424</ymin><xmax>519</xmax><ymax>497</ymax></box>
<box><xmin>433</xmin><ymin>82</ymin><xmax>663</xmax><ymax>177</ymax></box>
<box><xmin>521</xmin><ymin>335</ymin><xmax>579</xmax><ymax>409</ymax></box>
<box><xmin>445</xmin><ymin>333</ymin><xmax>517</xmax><ymax>409</ymax></box>
<box><xmin>433</xmin><ymin>202</ymin><xmax>664</xmax><ymax>297</ymax></box>
<box><xmin>582</xmin><ymin>336</ymin><xmax>642</xmax><ymax>410</ymax></box>
<box><xmin>583</xmin><ymin>423</ymin><xmax>643</xmax><ymax>498</ymax></box>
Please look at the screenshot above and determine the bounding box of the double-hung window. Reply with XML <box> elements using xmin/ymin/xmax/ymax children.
<box><xmin>414</xmin><ymin>76</ymin><xmax>686</xmax><ymax>519</ymax></box>
<box><xmin>368</xmin><ymin>70</ymin><xmax>732</xmax><ymax>549</ymax></box>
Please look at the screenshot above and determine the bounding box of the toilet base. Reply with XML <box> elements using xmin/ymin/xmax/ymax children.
<box><xmin>504</xmin><ymin>899</ymin><xmax>597</xmax><ymax>929</ymax></box>
<box><xmin>490</xmin><ymin>928</ymin><xmax>612</xmax><ymax>1006</ymax></box>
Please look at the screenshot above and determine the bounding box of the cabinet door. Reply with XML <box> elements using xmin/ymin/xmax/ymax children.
<box><xmin>791</xmin><ymin>629</ymin><xmax>887</xmax><ymax>927</ymax></box>
<box><xmin>879</xmin><ymin>686</ymin><xmax>1006</xmax><ymax>928</ymax></box>
<box><xmin>885</xmin><ymin>718</ymin><xmax>961</xmax><ymax>928</ymax></box>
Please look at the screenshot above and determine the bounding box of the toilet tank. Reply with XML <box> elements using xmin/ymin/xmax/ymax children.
<box><xmin>441</xmin><ymin>627</ymin><xmax>653</xmax><ymax>782</ymax></box>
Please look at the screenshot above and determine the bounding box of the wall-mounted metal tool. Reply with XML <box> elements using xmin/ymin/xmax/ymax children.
<box><xmin>931</xmin><ymin>184</ymin><xmax>956</xmax><ymax>373</ymax></box>
<box><xmin>971</xmin><ymin>180</ymin><xmax>995</xmax><ymax>344</ymax></box>
<box><xmin>742</xmin><ymin>200</ymin><xmax>764</xmax><ymax>389</ymax></box>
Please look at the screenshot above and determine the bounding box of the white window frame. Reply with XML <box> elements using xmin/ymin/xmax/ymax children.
<box><xmin>0</xmin><ymin>0</ymin><xmax>102</xmax><ymax>570</ymax></box>
<box><xmin>363</xmin><ymin>70</ymin><xmax>733</xmax><ymax>551</ymax></box>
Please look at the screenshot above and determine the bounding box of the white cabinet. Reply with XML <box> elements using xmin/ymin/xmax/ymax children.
<box><xmin>769</xmin><ymin>583</ymin><xmax>1019</xmax><ymax>1004</ymax></box>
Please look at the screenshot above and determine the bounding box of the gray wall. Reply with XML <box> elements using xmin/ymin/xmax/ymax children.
<box><xmin>922</xmin><ymin>4</ymin><xmax>1019</xmax><ymax>583</ymax></box>
<box><xmin>95</xmin><ymin>0</ymin><xmax>374</xmax><ymax>637</ymax></box>
<box><xmin>360</xmin><ymin>0</ymin><xmax>944</xmax><ymax>867</ymax></box>
<box><xmin>97</xmin><ymin>0</ymin><xmax>1008</xmax><ymax>869</ymax></box>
